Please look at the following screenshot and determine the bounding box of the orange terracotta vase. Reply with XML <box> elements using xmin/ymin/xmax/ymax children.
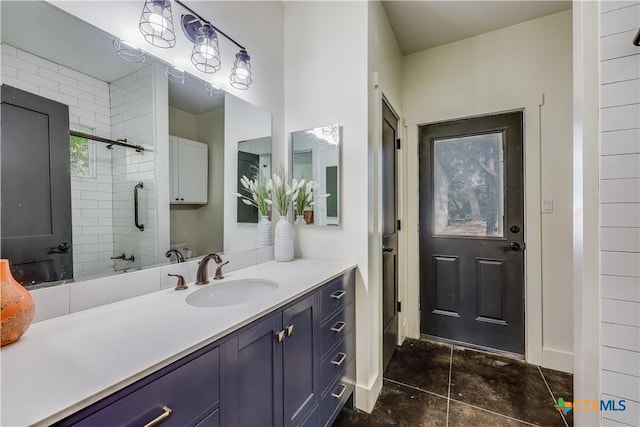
<box><xmin>1</xmin><ymin>259</ymin><xmax>35</xmax><ymax>346</ymax></box>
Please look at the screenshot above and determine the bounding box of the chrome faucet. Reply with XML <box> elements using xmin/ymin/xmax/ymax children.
<box><xmin>165</xmin><ymin>249</ymin><xmax>185</xmax><ymax>263</ymax></box>
<box><xmin>195</xmin><ymin>253</ymin><xmax>222</xmax><ymax>285</ymax></box>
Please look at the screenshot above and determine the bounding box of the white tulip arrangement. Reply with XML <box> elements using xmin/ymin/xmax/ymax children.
<box><xmin>233</xmin><ymin>167</ymin><xmax>330</xmax><ymax>222</ymax></box>
<box><xmin>232</xmin><ymin>167</ymin><xmax>271</xmax><ymax>217</ymax></box>
<box><xmin>270</xmin><ymin>168</ymin><xmax>298</xmax><ymax>217</ymax></box>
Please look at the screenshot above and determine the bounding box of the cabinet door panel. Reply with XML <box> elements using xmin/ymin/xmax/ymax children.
<box><xmin>283</xmin><ymin>295</ymin><xmax>319</xmax><ymax>427</ymax></box>
<box><xmin>169</xmin><ymin>136</ymin><xmax>180</xmax><ymax>202</ymax></box>
<box><xmin>177</xmin><ymin>138</ymin><xmax>208</xmax><ymax>203</ymax></box>
<box><xmin>224</xmin><ymin>311</ymin><xmax>283</xmax><ymax>427</ymax></box>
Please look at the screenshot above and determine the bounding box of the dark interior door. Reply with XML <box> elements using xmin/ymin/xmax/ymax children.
<box><xmin>1</xmin><ymin>84</ymin><xmax>72</xmax><ymax>285</ymax></box>
<box><xmin>237</xmin><ymin>150</ymin><xmax>259</xmax><ymax>223</ymax></box>
<box><xmin>419</xmin><ymin>112</ymin><xmax>525</xmax><ymax>354</ymax></box>
<box><xmin>382</xmin><ymin>101</ymin><xmax>399</xmax><ymax>369</ymax></box>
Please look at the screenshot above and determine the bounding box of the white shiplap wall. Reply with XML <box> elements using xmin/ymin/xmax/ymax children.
<box><xmin>600</xmin><ymin>2</ymin><xmax>640</xmax><ymax>426</ymax></box>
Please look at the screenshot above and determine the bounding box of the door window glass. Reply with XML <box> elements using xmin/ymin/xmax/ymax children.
<box><xmin>432</xmin><ymin>132</ymin><xmax>504</xmax><ymax>237</ymax></box>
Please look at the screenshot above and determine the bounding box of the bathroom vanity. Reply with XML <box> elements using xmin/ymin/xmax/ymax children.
<box><xmin>0</xmin><ymin>260</ymin><xmax>356</xmax><ymax>427</ymax></box>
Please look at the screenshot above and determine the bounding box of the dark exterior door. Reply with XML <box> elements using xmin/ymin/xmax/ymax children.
<box><xmin>282</xmin><ymin>295</ymin><xmax>318</xmax><ymax>427</ymax></box>
<box><xmin>237</xmin><ymin>150</ymin><xmax>259</xmax><ymax>223</ymax></box>
<box><xmin>1</xmin><ymin>84</ymin><xmax>72</xmax><ymax>285</ymax></box>
<box><xmin>382</xmin><ymin>101</ymin><xmax>399</xmax><ymax>369</ymax></box>
<box><xmin>419</xmin><ymin>112</ymin><xmax>525</xmax><ymax>354</ymax></box>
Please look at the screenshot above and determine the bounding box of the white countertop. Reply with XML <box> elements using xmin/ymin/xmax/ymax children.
<box><xmin>0</xmin><ymin>259</ymin><xmax>356</xmax><ymax>427</ymax></box>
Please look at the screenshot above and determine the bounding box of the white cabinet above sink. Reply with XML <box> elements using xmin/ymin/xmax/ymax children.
<box><xmin>169</xmin><ymin>136</ymin><xmax>208</xmax><ymax>204</ymax></box>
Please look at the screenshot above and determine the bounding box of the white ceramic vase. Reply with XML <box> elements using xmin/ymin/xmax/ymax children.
<box><xmin>255</xmin><ymin>216</ymin><xmax>272</xmax><ymax>248</ymax></box>
<box><xmin>274</xmin><ymin>218</ymin><xmax>294</xmax><ymax>262</ymax></box>
<box><xmin>294</xmin><ymin>214</ymin><xmax>307</xmax><ymax>225</ymax></box>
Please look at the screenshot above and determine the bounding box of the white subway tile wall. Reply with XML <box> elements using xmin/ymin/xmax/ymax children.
<box><xmin>109</xmin><ymin>66</ymin><xmax>158</xmax><ymax>271</ymax></box>
<box><xmin>599</xmin><ymin>3</ymin><xmax>640</xmax><ymax>426</ymax></box>
<box><xmin>1</xmin><ymin>44</ymin><xmax>115</xmax><ymax>278</ymax></box>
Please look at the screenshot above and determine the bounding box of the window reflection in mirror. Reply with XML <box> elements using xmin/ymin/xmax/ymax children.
<box><xmin>290</xmin><ymin>124</ymin><xmax>341</xmax><ymax>226</ymax></box>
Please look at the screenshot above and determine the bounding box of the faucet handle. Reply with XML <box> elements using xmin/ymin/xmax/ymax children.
<box><xmin>168</xmin><ymin>274</ymin><xmax>187</xmax><ymax>291</ymax></box>
<box><xmin>214</xmin><ymin>261</ymin><xmax>229</xmax><ymax>280</ymax></box>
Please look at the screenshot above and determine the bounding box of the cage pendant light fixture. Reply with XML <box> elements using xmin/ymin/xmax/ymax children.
<box><xmin>139</xmin><ymin>0</ymin><xmax>176</xmax><ymax>48</ymax></box>
<box><xmin>230</xmin><ymin>49</ymin><xmax>252</xmax><ymax>90</ymax></box>
<box><xmin>191</xmin><ymin>24</ymin><xmax>221</xmax><ymax>73</ymax></box>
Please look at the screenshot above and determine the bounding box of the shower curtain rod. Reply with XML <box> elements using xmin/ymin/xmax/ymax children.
<box><xmin>70</xmin><ymin>130</ymin><xmax>145</xmax><ymax>152</ymax></box>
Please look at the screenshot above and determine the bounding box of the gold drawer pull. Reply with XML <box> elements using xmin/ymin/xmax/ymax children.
<box><xmin>144</xmin><ymin>406</ymin><xmax>172</xmax><ymax>427</ymax></box>
<box><xmin>330</xmin><ymin>290</ymin><xmax>346</xmax><ymax>300</ymax></box>
<box><xmin>330</xmin><ymin>321</ymin><xmax>346</xmax><ymax>333</ymax></box>
<box><xmin>286</xmin><ymin>324</ymin><xmax>294</xmax><ymax>336</ymax></box>
<box><xmin>331</xmin><ymin>352</ymin><xmax>347</xmax><ymax>366</ymax></box>
<box><xmin>275</xmin><ymin>330</ymin><xmax>286</xmax><ymax>343</ymax></box>
<box><xmin>331</xmin><ymin>384</ymin><xmax>347</xmax><ymax>399</ymax></box>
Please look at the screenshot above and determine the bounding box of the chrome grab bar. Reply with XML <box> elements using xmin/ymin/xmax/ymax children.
<box><xmin>134</xmin><ymin>182</ymin><xmax>144</xmax><ymax>231</ymax></box>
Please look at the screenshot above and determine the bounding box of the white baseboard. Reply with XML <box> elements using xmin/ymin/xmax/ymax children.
<box><xmin>354</xmin><ymin>374</ymin><xmax>383</xmax><ymax>413</ymax></box>
<box><xmin>542</xmin><ymin>348</ymin><xmax>574</xmax><ymax>373</ymax></box>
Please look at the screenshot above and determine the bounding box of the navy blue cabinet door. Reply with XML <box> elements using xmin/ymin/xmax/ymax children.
<box><xmin>222</xmin><ymin>311</ymin><xmax>284</xmax><ymax>427</ymax></box>
<box><xmin>283</xmin><ymin>295</ymin><xmax>319</xmax><ymax>426</ymax></box>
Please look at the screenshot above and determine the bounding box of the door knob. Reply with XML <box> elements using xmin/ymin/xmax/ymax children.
<box><xmin>382</xmin><ymin>247</ymin><xmax>393</xmax><ymax>253</ymax></box>
<box><xmin>501</xmin><ymin>242</ymin><xmax>524</xmax><ymax>251</ymax></box>
<box><xmin>49</xmin><ymin>242</ymin><xmax>71</xmax><ymax>253</ymax></box>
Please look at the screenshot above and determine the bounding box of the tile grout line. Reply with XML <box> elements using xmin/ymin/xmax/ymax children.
<box><xmin>448</xmin><ymin>397</ymin><xmax>538</xmax><ymax>427</ymax></box>
<box><xmin>445</xmin><ymin>346</ymin><xmax>453</xmax><ymax>427</ymax></box>
<box><xmin>538</xmin><ymin>366</ymin><xmax>569</xmax><ymax>427</ymax></box>
<box><xmin>382</xmin><ymin>377</ymin><xmax>450</xmax><ymax>400</ymax></box>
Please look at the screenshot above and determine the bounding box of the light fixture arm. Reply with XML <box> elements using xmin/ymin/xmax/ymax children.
<box><xmin>174</xmin><ymin>0</ymin><xmax>245</xmax><ymax>50</ymax></box>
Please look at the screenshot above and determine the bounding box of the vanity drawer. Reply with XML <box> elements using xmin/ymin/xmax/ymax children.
<box><xmin>320</xmin><ymin>330</ymin><xmax>355</xmax><ymax>395</ymax></box>
<box><xmin>320</xmin><ymin>302</ymin><xmax>355</xmax><ymax>357</ymax></box>
<box><xmin>318</xmin><ymin>360</ymin><xmax>355</xmax><ymax>427</ymax></box>
<box><xmin>320</xmin><ymin>269</ymin><xmax>355</xmax><ymax>322</ymax></box>
<box><xmin>69</xmin><ymin>347</ymin><xmax>220</xmax><ymax>427</ymax></box>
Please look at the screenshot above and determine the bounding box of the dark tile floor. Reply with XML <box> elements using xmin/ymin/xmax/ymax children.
<box><xmin>334</xmin><ymin>339</ymin><xmax>573</xmax><ymax>427</ymax></box>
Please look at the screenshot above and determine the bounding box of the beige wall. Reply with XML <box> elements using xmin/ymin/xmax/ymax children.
<box><xmin>169</xmin><ymin>106</ymin><xmax>225</xmax><ymax>256</ymax></box>
<box><xmin>402</xmin><ymin>10</ymin><xmax>573</xmax><ymax>372</ymax></box>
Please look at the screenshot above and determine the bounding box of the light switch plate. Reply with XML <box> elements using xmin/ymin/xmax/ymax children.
<box><xmin>541</xmin><ymin>198</ymin><xmax>554</xmax><ymax>214</ymax></box>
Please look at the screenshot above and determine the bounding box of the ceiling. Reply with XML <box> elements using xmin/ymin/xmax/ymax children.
<box><xmin>1</xmin><ymin>1</ymin><xmax>224</xmax><ymax>114</ymax></box>
<box><xmin>382</xmin><ymin>1</ymin><xmax>572</xmax><ymax>55</ymax></box>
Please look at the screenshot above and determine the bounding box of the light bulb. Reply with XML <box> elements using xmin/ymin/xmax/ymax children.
<box><xmin>149</xmin><ymin>13</ymin><xmax>168</xmax><ymax>32</ymax></box>
<box><xmin>197</xmin><ymin>45</ymin><xmax>215</xmax><ymax>59</ymax></box>
<box><xmin>235</xmin><ymin>67</ymin><xmax>249</xmax><ymax>79</ymax></box>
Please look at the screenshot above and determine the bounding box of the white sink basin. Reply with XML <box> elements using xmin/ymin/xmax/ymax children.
<box><xmin>185</xmin><ymin>279</ymin><xmax>279</xmax><ymax>307</ymax></box>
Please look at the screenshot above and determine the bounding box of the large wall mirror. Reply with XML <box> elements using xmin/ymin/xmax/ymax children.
<box><xmin>290</xmin><ymin>124</ymin><xmax>341</xmax><ymax>226</ymax></box>
<box><xmin>0</xmin><ymin>1</ymin><xmax>272</xmax><ymax>287</ymax></box>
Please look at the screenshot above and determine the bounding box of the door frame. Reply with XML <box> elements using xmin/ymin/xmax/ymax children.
<box><xmin>403</xmin><ymin>94</ymin><xmax>544</xmax><ymax>365</ymax></box>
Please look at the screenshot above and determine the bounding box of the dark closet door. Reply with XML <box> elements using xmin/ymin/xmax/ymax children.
<box><xmin>382</xmin><ymin>101</ymin><xmax>399</xmax><ymax>369</ymax></box>
<box><xmin>1</xmin><ymin>84</ymin><xmax>72</xmax><ymax>285</ymax></box>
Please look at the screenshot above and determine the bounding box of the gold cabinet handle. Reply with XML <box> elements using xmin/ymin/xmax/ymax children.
<box><xmin>275</xmin><ymin>330</ymin><xmax>286</xmax><ymax>343</ymax></box>
<box><xmin>143</xmin><ymin>406</ymin><xmax>172</xmax><ymax>427</ymax></box>
<box><xmin>330</xmin><ymin>321</ymin><xmax>346</xmax><ymax>333</ymax></box>
<box><xmin>286</xmin><ymin>324</ymin><xmax>294</xmax><ymax>336</ymax></box>
<box><xmin>330</xmin><ymin>290</ymin><xmax>346</xmax><ymax>300</ymax></box>
<box><xmin>331</xmin><ymin>384</ymin><xmax>347</xmax><ymax>399</ymax></box>
<box><xmin>331</xmin><ymin>352</ymin><xmax>347</xmax><ymax>366</ymax></box>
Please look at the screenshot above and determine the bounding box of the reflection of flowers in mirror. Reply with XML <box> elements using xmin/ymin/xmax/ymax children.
<box><xmin>295</xmin><ymin>180</ymin><xmax>330</xmax><ymax>218</ymax></box>
<box><xmin>232</xmin><ymin>167</ymin><xmax>271</xmax><ymax>217</ymax></box>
